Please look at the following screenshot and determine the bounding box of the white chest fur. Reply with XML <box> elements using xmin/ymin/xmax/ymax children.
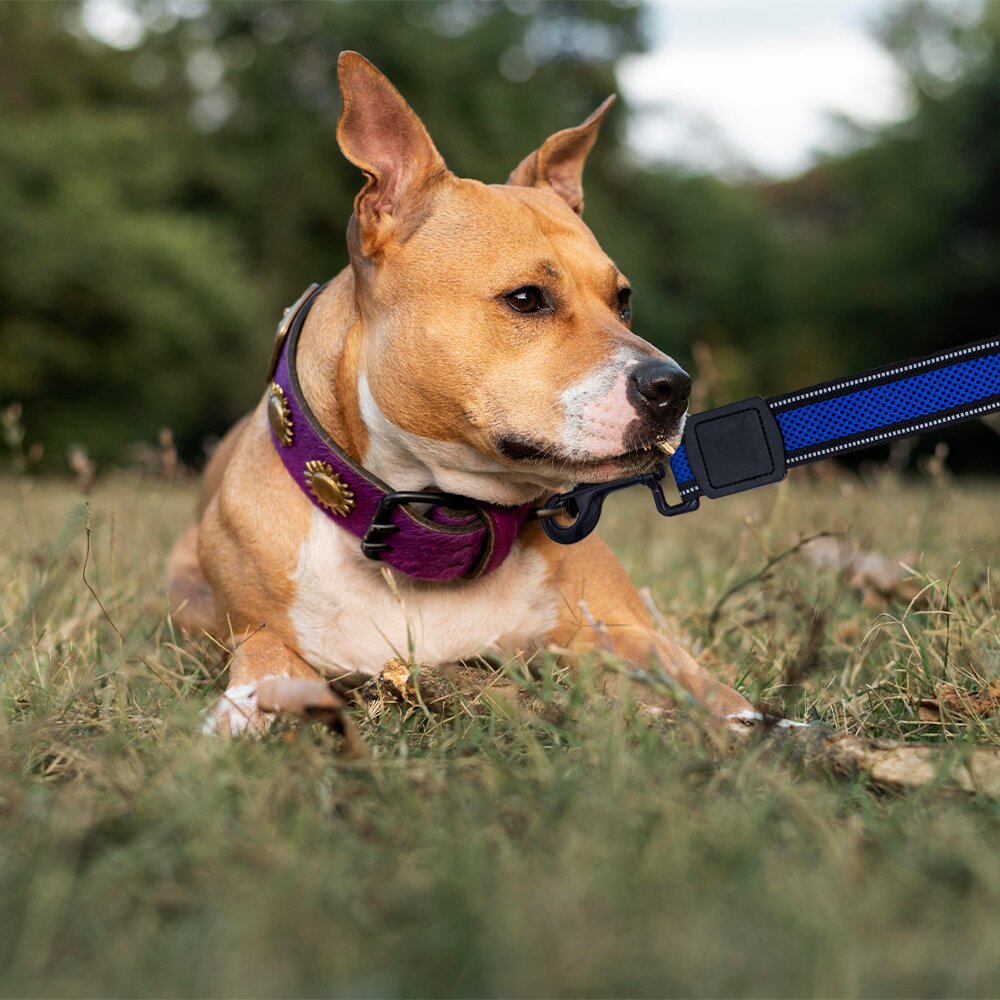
<box><xmin>288</xmin><ymin>507</ymin><xmax>558</xmax><ymax>679</ymax></box>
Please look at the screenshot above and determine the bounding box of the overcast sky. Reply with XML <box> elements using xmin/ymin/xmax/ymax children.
<box><xmin>618</xmin><ymin>0</ymin><xmax>916</xmax><ymax>176</ymax></box>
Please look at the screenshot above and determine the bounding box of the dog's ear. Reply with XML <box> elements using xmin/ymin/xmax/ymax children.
<box><xmin>506</xmin><ymin>95</ymin><xmax>615</xmax><ymax>215</ymax></box>
<box><xmin>336</xmin><ymin>51</ymin><xmax>448</xmax><ymax>254</ymax></box>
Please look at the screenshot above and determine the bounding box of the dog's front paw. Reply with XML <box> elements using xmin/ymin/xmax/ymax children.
<box><xmin>202</xmin><ymin>675</ymin><xmax>287</xmax><ymax>737</ymax></box>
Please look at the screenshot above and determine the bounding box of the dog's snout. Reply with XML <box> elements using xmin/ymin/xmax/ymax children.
<box><xmin>630</xmin><ymin>360</ymin><xmax>692</xmax><ymax>416</ymax></box>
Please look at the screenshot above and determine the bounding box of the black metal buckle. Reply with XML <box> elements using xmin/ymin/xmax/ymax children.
<box><xmin>361</xmin><ymin>490</ymin><xmax>484</xmax><ymax>561</ymax></box>
<box><xmin>535</xmin><ymin>467</ymin><xmax>700</xmax><ymax>545</ymax></box>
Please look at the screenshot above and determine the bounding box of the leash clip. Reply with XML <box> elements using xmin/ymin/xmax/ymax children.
<box><xmin>535</xmin><ymin>467</ymin><xmax>699</xmax><ymax>545</ymax></box>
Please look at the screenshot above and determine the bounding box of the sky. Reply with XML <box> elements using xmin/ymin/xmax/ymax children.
<box><xmin>618</xmin><ymin>0</ymin><xmax>914</xmax><ymax>177</ymax></box>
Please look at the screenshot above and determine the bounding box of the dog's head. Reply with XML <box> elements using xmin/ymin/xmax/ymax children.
<box><xmin>336</xmin><ymin>52</ymin><xmax>690</xmax><ymax>505</ymax></box>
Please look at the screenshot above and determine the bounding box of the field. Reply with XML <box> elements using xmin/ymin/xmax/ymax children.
<box><xmin>2</xmin><ymin>469</ymin><xmax>1000</xmax><ymax>998</ymax></box>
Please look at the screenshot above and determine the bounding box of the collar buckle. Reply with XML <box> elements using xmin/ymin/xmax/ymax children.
<box><xmin>361</xmin><ymin>490</ymin><xmax>484</xmax><ymax>561</ymax></box>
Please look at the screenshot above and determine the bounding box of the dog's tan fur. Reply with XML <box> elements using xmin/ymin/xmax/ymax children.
<box><xmin>170</xmin><ymin>52</ymin><xmax>752</xmax><ymax>734</ymax></box>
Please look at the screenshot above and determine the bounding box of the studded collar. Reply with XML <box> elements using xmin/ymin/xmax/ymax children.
<box><xmin>265</xmin><ymin>282</ymin><xmax>534</xmax><ymax>582</ymax></box>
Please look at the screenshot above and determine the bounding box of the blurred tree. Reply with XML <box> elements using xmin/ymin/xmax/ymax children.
<box><xmin>0</xmin><ymin>1</ymin><xmax>258</xmax><ymax>461</ymax></box>
<box><xmin>0</xmin><ymin>109</ymin><xmax>255</xmax><ymax>459</ymax></box>
<box><xmin>768</xmin><ymin>1</ymin><xmax>1000</xmax><ymax>377</ymax></box>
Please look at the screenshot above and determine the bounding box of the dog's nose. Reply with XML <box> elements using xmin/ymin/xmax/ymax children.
<box><xmin>630</xmin><ymin>359</ymin><xmax>692</xmax><ymax>416</ymax></box>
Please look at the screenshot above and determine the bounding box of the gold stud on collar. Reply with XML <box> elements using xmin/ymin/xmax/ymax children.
<box><xmin>304</xmin><ymin>460</ymin><xmax>355</xmax><ymax>516</ymax></box>
<box><xmin>268</xmin><ymin>383</ymin><xmax>294</xmax><ymax>447</ymax></box>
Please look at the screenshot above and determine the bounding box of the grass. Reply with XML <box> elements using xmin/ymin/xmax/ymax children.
<box><xmin>2</xmin><ymin>468</ymin><xmax>1000</xmax><ymax>998</ymax></box>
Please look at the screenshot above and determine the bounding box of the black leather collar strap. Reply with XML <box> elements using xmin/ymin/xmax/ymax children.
<box><xmin>540</xmin><ymin>336</ymin><xmax>1000</xmax><ymax>544</ymax></box>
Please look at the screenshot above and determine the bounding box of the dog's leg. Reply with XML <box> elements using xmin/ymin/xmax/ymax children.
<box><xmin>204</xmin><ymin>627</ymin><xmax>323</xmax><ymax>737</ymax></box>
<box><xmin>167</xmin><ymin>417</ymin><xmax>253</xmax><ymax>637</ymax></box>
<box><xmin>541</xmin><ymin>533</ymin><xmax>753</xmax><ymax>717</ymax></box>
<box><xmin>167</xmin><ymin>523</ymin><xmax>217</xmax><ymax>637</ymax></box>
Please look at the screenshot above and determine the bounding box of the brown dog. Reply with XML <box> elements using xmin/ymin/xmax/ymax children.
<box><xmin>168</xmin><ymin>51</ymin><xmax>753</xmax><ymax>734</ymax></box>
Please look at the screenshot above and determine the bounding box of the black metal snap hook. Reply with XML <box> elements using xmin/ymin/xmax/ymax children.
<box><xmin>530</xmin><ymin>484</ymin><xmax>607</xmax><ymax>545</ymax></box>
<box><xmin>533</xmin><ymin>467</ymin><xmax>699</xmax><ymax>545</ymax></box>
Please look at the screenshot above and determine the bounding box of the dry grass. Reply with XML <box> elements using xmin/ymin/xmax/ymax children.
<box><xmin>1</xmin><ymin>468</ymin><xmax>1000</xmax><ymax>997</ymax></box>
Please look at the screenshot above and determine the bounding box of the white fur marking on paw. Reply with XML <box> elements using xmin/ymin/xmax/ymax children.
<box><xmin>726</xmin><ymin>709</ymin><xmax>808</xmax><ymax>728</ymax></box>
<box><xmin>202</xmin><ymin>674</ymin><xmax>287</xmax><ymax>737</ymax></box>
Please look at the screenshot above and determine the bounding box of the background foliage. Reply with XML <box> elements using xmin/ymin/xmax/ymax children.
<box><xmin>1</xmin><ymin>0</ymin><xmax>999</xmax><ymax>468</ymax></box>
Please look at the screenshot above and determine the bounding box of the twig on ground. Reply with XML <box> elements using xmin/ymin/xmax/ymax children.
<box><xmin>706</xmin><ymin>529</ymin><xmax>846</xmax><ymax>639</ymax></box>
<box><xmin>82</xmin><ymin>503</ymin><xmax>124</xmax><ymax>643</ymax></box>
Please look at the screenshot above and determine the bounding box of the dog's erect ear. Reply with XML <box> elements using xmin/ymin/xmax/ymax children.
<box><xmin>506</xmin><ymin>95</ymin><xmax>615</xmax><ymax>215</ymax></box>
<box><xmin>336</xmin><ymin>51</ymin><xmax>448</xmax><ymax>254</ymax></box>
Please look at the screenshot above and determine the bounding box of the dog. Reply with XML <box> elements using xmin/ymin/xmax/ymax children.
<box><xmin>168</xmin><ymin>51</ymin><xmax>753</xmax><ymax>735</ymax></box>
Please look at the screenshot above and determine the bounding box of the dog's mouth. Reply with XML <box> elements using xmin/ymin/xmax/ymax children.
<box><xmin>494</xmin><ymin>433</ymin><xmax>679</xmax><ymax>483</ymax></box>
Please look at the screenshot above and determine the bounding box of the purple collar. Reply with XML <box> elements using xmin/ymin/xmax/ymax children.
<box><xmin>266</xmin><ymin>283</ymin><xmax>534</xmax><ymax>582</ymax></box>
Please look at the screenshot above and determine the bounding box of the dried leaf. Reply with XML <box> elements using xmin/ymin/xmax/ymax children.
<box><xmin>359</xmin><ymin>658</ymin><xmax>517</xmax><ymax>712</ymax></box>
<box><xmin>916</xmin><ymin>680</ymin><xmax>1000</xmax><ymax>722</ymax></box>
<box><xmin>805</xmin><ymin>536</ymin><xmax>920</xmax><ymax>602</ymax></box>
<box><xmin>360</xmin><ymin>657</ymin><xmax>418</xmax><ymax>707</ymax></box>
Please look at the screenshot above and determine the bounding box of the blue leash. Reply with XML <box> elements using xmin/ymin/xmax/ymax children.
<box><xmin>540</xmin><ymin>336</ymin><xmax>1000</xmax><ymax>544</ymax></box>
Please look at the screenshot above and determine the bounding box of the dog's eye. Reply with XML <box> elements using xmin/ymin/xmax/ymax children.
<box><xmin>618</xmin><ymin>288</ymin><xmax>633</xmax><ymax>322</ymax></box>
<box><xmin>505</xmin><ymin>286</ymin><xmax>546</xmax><ymax>314</ymax></box>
